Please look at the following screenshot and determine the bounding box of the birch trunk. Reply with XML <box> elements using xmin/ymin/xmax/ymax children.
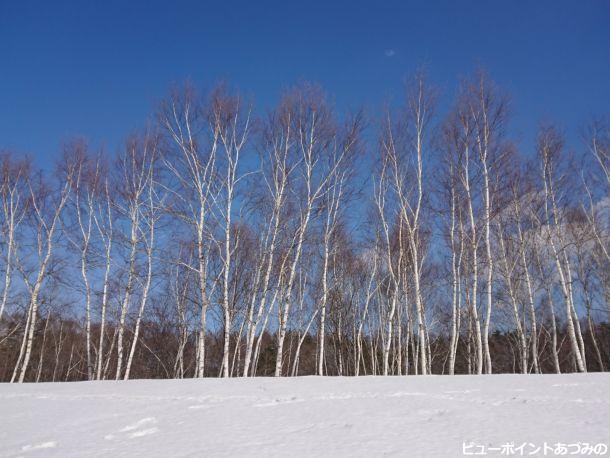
<box><xmin>15</xmin><ymin>172</ymin><xmax>72</xmax><ymax>383</ymax></box>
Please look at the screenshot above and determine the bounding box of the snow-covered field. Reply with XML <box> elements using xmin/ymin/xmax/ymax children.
<box><xmin>1</xmin><ymin>374</ymin><xmax>609</xmax><ymax>457</ymax></box>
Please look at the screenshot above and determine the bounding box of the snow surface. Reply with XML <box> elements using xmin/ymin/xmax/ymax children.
<box><xmin>1</xmin><ymin>374</ymin><xmax>609</xmax><ymax>457</ymax></box>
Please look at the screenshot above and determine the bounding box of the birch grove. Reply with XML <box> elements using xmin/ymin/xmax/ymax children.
<box><xmin>0</xmin><ymin>74</ymin><xmax>609</xmax><ymax>382</ymax></box>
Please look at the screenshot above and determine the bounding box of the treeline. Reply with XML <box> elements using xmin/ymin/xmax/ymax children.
<box><xmin>0</xmin><ymin>71</ymin><xmax>608</xmax><ymax>382</ymax></box>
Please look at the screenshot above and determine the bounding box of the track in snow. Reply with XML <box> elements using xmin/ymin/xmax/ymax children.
<box><xmin>1</xmin><ymin>374</ymin><xmax>609</xmax><ymax>457</ymax></box>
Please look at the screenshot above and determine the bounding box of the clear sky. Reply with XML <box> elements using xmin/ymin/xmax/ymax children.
<box><xmin>1</xmin><ymin>0</ymin><xmax>609</xmax><ymax>165</ymax></box>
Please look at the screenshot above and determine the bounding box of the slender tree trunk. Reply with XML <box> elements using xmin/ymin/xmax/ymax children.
<box><xmin>463</xmin><ymin>147</ymin><xmax>483</xmax><ymax>374</ymax></box>
<box><xmin>482</xmin><ymin>164</ymin><xmax>493</xmax><ymax>374</ymax></box>
<box><xmin>115</xmin><ymin>208</ymin><xmax>138</xmax><ymax>380</ymax></box>
<box><xmin>124</xmin><ymin>217</ymin><xmax>154</xmax><ymax>380</ymax></box>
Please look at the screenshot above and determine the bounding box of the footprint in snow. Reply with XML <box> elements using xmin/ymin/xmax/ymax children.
<box><xmin>106</xmin><ymin>417</ymin><xmax>159</xmax><ymax>440</ymax></box>
<box><xmin>129</xmin><ymin>428</ymin><xmax>159</xmax><ymax>438</ymax></box>
<box><xmin>254</xmin><ymin>396</ymin><xmax>304</xmax><ymax>407</ymax></box>
<box><xmin>188</xmin><ymin>404</ymin><xmax>211</xmax><ymax>410</ymax></box>
<box><xmin>120</xmin><ymin>417</ymin><xmax>157</xmax><ymax>432</ymax></box>
<box><xmin>21</xmin><ymin>441</ymin><xmax>57</xmax><ymax>452</ymax></box>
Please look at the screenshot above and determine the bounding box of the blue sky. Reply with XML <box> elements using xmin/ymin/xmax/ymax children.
<box><xmin>1</xmin><ymin>0</ymin><xmax>609</xmax><ymax>164</ymax></box>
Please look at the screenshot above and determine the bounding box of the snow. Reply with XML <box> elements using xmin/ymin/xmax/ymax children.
<box><xmin>1</xmin><ymin>374</ymin><xmax>609</xmax><ymax>457</ymax></box>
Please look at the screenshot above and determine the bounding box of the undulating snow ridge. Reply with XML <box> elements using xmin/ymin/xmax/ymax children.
<box><xmin>1</xmin><ymin>374</ymin><xmax>609</xmax><ymax>457</ymax></box>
